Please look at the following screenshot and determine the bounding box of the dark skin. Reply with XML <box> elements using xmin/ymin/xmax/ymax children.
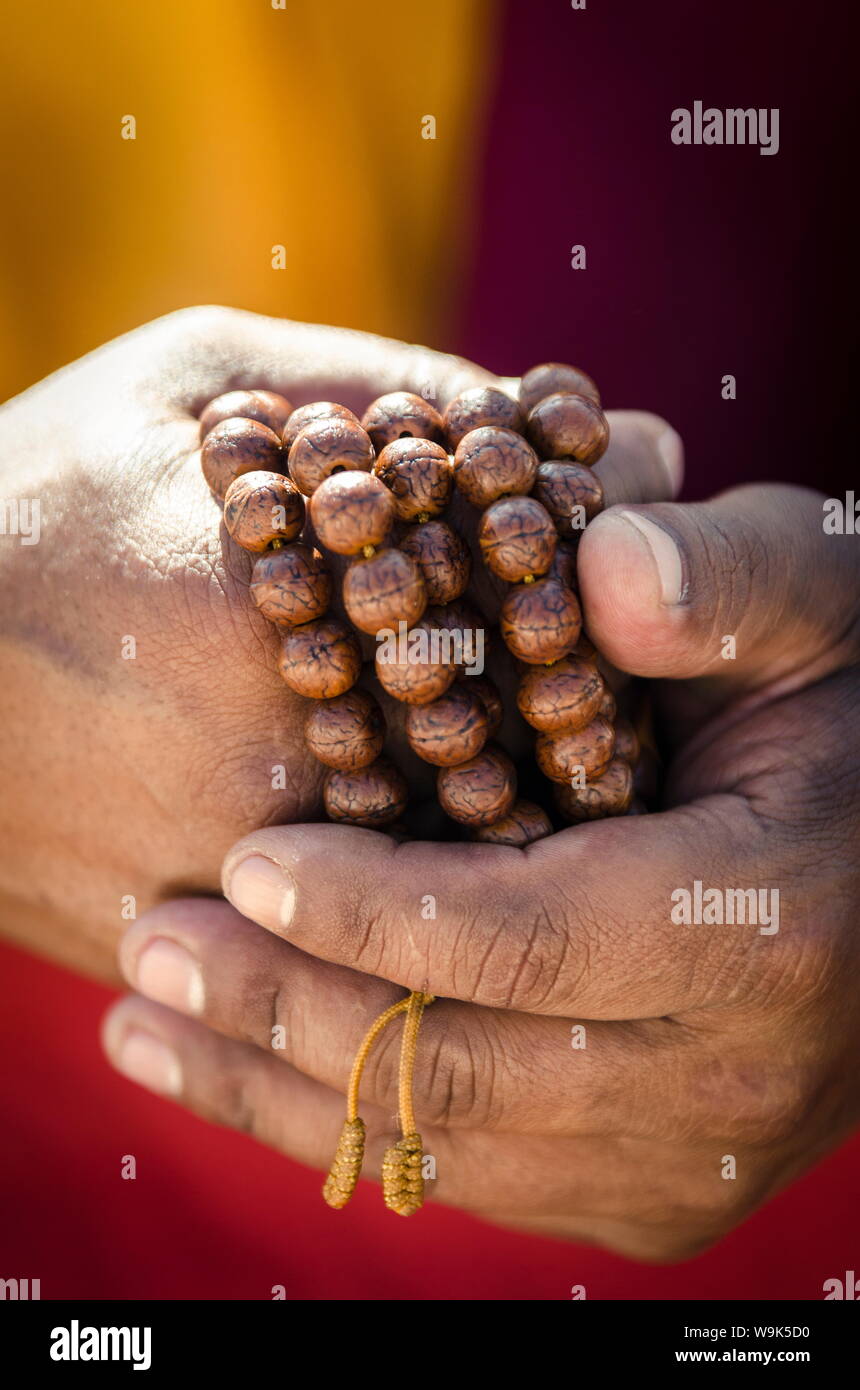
<box><xmin>2</xmin><ymin>307</ymin><xmax>857</xmax><ymax>1260</ymax></box>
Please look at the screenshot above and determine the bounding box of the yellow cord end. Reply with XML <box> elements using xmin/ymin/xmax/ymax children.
<box><xmin>322</xmin><ymin>1117</ymin><xmax>366</xmax><ymax>1210</ymax></box>
<box><xmin>361</xmin><ymin>543</ymin><xmax>377</xmax><ymax>559</ymax></box>
<box><xmin>381</xmin><ymin>1132</ymin><xmax>425</xmax><ymax>1216</ymax></box>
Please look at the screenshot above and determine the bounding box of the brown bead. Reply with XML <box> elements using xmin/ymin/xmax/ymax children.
<box><xmin>472</xmin><ymin>800</ymin><xmax>553</xmax><ymax>846</ymax></box>
<box><xmin>288</xmin><ymin>416</ymin><xmax>375</xmax><ymax>496</ymax></box>
<box><xmin>323</xmin><ymin>757</ymin><xmax>407</xmax><ymax>828</ymax></box>
<box><xmin>598</xmin><ymin>687</ymin><xmax>617</xmax><ymax>722</ymax></box>
<box><xmin>405</xmin><ymin>683</ymin><xmax>488</xmax><ymax>766</ymax></box>
<box><xmin>201</xmin><ymin>418</ymin><xmax>284</xmax><ymax>500</ymax></box>
<box><xmin>282</xmin><ymin>401</ymin><xmax>359</xmax><ymax>452</ymax></box>
<box><xmin>223</xmin><ymin>470</ymin><xmax>305</xmax><ymax>552</ymax></box>
<box><xmin>546</xmin><ymin>541</ymin><xmax>578</xmax><ymax>588</ymax></box>
<box><xmin>278</xmin><ymin>617</ymin><xmax>361</xmax><ymax>698</ymax></box>
<box><xmin>425</xmin><ymin>601</ymin><xmax>490</xmax><ymax>670</ymax></box>
<box><xmin>360</xmin><ymin>392</ymin><xmax>443</xmax><ymax>452</ymax></box>
<box><xmin>517</xmin><ymin>656</ymin><xmax>604</xmax><ymax>733</ymax></box>
<box><xmin>437</xmin><ymin>745</ymin><xmax>517</xmax><ymax>827</ymax></box>
<box><xmin>249</xmin><ymin>543</ymin><xmax>331</xmax><ymax>627</ymax></box>
<box><xmin>373</xmin><ymin>437</ymin><xmax>452</xmax><ymax>521</ymax></box>
<box><xmin>442</xmin><ymin>387</ymin><xmax>523</xmax><ymax>449</ymax></box>
<box><xmin>527</xmin><ymin>393</ymin><xmax>609</xmax><ymax>465</ymax></box>
<box><xmin>613</xmin><ymin>716</ymin><xmax>640</xmax><ymax>765</ymax></box>
<box><xmin>343</xmin><ymin>546</ymin><xmax>426</xmax><ymax>636</ymax></box>
<box><xmin>554</xmin><ymin>758</ymin><xmax>633</xmax><ymax>821</ymax></box>
<box><xmin>305</xmin><ymin>689</ymin><xmax>385</xmax><ymax>771</ymax></box>
<box><xmin>375</xmin><ymin>617</ymin><xmax>456</xmax><ymax>704</ymax></box>
<box><xmin>519</xmin><ymin>362</ymin><xmax>601</xmax><ymax>412</ymax></box>
<box><xmin>500</xmin><ymin>578</ymin><xmax>581</xmax><ymax>664</ymax></box>
<box><xmin>535</xmin><ymin>716</ymin><xmax>615</xmax><ymax>784</ymax></box>
<box><xmin>463</xmin><ymin>674</ymin><xmax>503</xmax><ymax>737</ymax></box>
<box><xmin>199</xmin><ymin>389</ymin><xmax>294</xmax><ymax>442</ymax></box>
<box><xmin>399</xmin><ymin>520</ymin><xmax>471</xmax><ymax>604</ymax></box>
<box><xmin>453</xmin><ymin>427</ymin><xmax>538</xmax><ymax>508</ymax></box>
<box><xmin>309</xmin><ymin>471</ymin><xmax>395</xmax><ymax>555</ymax></box>
<box><xmin>533</xmin><ymin>461</ymin><xmax>604</xmax><ymax>538</ymax></box>
<box><xmin>478</xmin><ymin>496</ymin><xmax>557</xmax><ymax>582</ymax></box>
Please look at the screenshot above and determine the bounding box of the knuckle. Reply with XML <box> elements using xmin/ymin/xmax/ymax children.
<box><xmin>455</xmin><ymin>885</ymin><xmax>570</xmax><ymax>1012</ymax></box>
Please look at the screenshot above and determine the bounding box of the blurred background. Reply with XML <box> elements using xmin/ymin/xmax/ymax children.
<box><xmin>1</xmin><ymin>0</ymin><xmax>856</xmax><ymax>1300</ymax></box>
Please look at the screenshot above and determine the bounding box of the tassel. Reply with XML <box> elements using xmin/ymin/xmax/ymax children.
<box><xmin>322</xmin><ymin>1118</ymin><xmax>366</xmax><ymax>1209</ymax></box>
<box><xmin>381</xmin><ymin>1132</ymin><xmax>424</xmax><ymax>1216</ymax></box>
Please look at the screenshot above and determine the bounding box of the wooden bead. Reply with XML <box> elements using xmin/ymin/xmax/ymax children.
<box><xmin>309</xmin><ymin>471</ymin><xmax>395</xmax><ymax>555</ymax></box>
<box><xmin>425</xmin><ymin>601</ymin><xmax>490</xmax><ymax>669</ymax></box>
<box><xmin>463</xmin><ymin>674</ymin><xmax>503</xmax><ymax>737</ymax></box>
<box><xmin>437</xmin><ymin>745</ymin><xmax>517</xmax><ymax>827</ymax></box>
<box><xmin>375</xmin><ymin>617</ymin><xmax>455</xmax><ymax>704</ymax></box>
<box><xmin>453</xmin><ymin>427</ymin><xmax>538</xmax><ymax>508</ymax></box>
<box><xmin>288</xmin><ymin>416</ymin><xmax>374</xmax><ymax>496</ymax></box>
<box><xmin>399</xmin><ymin>520</ymin><xmax>471</xmax><ymax>604</ymax></box>
<box><xmin>526</xmin><ymin>393</ymin><xmax>609</xmax><ymax>465</ymax></box>
<box><xmin>517</xmin><ymin>656</ymin><xmax>604</xmax><ymax>732</ymax></box>
<box><xmin>598</xmin><ymin>686</ymin><xmax>616</xmax><ymax>721</ymax></box>
<box><xmin>373</xmin><ymin>437</ymin><xmax>452</xmax><ymax>521</ymax></box>
<box><xmin>554</xmin><ymin>758</ymin><xmax>633</xmax><ymax>821</ymax></box>
<box><xmin>249</xmin><ymin>543</ymin><xmax>331</xmax><ymax>627</ymax></box>
<box><xmin>282</xmin><ymin>401</ymin><xmax>359</xmax><ymax>452</ymax></box>
<box><xmin>613</xmin><ymin>716</ymin><xmax>640</xmax><ymax>765</ymax></box>
<box><xmin>472</xmin><ymin>800</ymin><xmax>553</xmax><ymax>846</ymax></box>
<box><xmin>323</xmin><ymin>757</ymin><xmax>407</xmax><ymax>828</ymax></box>
<box><xmin>360</xmin><ymin>392</ymin><xmax>443</xmax><ymax>451</ymax></box>
<box><xmin>519</xmin><ymin>362</ymin><xmax>600</xmax><ymax>412</ymax></box>
<box><xmin>223</xmin><ymin>470</ymin><xmax>305</xmax><ymax>552</ymax></box>
<box><xmin>201</xmin><ymin>418</ymin><xmax>284</xmax><ymax>500</ymax></box>
<box><xmin>546</xmin><ymin>541</ymin><xmax>577</xmax><ymax>588</ymax></box>
<box><xmin>199</xmin><ymin>389</ymin><xmax>294</xmax><ymax>441</ymax></box>
<box><xmin>343</xmin><ymin>547</ymin><xmax>426</xmax><ymax>635</ymax></box>
<box><xmin>533</xmin><ymin>461</ymin><xmax>604</xmax><ymax>538</ymax></box>
<box><xmin>500</xmin><ymin>578</ymin><xmax>581</xmax><ymax>664</ymax></box>
<box><xmin>304</xmin><ymin>689</ymin><xmax>385</xmax><ymax>771</ymax></box>
<box><xmin>478</xmin><ymin>496</ymin><xmax>557</xmax><ymax>582</ymax></box>
<box><xmin>405</xmin><ymin>684</ymin><xmax>488</xmax><ymax>766</ymax></box>
<box><xmin>535</xmin><ymin>716</ymin><xmax>615</xmax><ymax>784</ymax></box>
<box><xmin>278</xmin><ymin>617</ymin><xmax>361</xmax><ymax>698</ymax></box>
<box><xmin>442</xmin><ymin>387</ymin><xmax>522</xmax><ymax>449</ymax></box>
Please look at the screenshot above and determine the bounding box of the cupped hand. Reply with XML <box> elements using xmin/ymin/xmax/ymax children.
<box><xmin>103</xmin><ymin>466</ymin><xmax>860</xmax><ymax>1257</ymax></box>
<box><xmin>0</xmin><ymin>305</ymin><xmax>674</xmax><ymax>980</ymax></box>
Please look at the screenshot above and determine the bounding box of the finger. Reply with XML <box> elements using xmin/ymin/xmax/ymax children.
<box><xmin>219</xmin><ymin>794</ymin><xmax>786</xmax><ymax>1020</ymax></box>
<box><xmin>150</xmin><ymin>306</ymin><xmax>505</xmax><ymax>417</ymax></box>
<box><xmin>578</xmin><ymin>483</ymin><xmax>860</xmax><ymax>693</ymax></box>
<box><xmin>594</xmin><ymin>411</ymin><xmax>684</xmax><ymax>506</ymax></box>
<box><xmin>118</xmin><ymin>898</ymin><xmax>707</xmax><ymax>1140</ymax></box>
<box><xmin>101</xmin><ymin>994</ymin><xmax>732</xmax><ymax>1234</ymax></box>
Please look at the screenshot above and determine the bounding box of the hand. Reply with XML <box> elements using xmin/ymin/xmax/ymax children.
<box><xmin>0</xmin><ymin>305</ymin><xmax>674</xmax><ymax>981</ymax></box>
<box><xmin>102</xmin><ymin>474</ymin><xmax>860</xmax><ymax>1259</ymax></box>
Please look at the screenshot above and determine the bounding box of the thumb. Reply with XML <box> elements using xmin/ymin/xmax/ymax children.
<box><xmin>578</xmin><ymin>483</ymin><xmax>860</xmax><ymax>693</ymax></box>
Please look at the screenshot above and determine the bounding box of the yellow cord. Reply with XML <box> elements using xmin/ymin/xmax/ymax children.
<box><xmin>324</xmin><ymin>989</ymin><xmax>435</xmax><ymax>1215</ymax></box>
<box><xmin>346</xmin><ymin>996</ymin><xmax>411</xmax><ymax>1123</ymax></box>
<box><xmin>398</xmin><ymin>990</ymin><xmax>429</xmax><ymax>1137</ymax></box>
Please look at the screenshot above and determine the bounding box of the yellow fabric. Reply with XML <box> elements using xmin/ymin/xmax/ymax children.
<box><xmin>0</xmin><ymin>0</ymin><xmax>493</xmax><ymax>401</ymax></box>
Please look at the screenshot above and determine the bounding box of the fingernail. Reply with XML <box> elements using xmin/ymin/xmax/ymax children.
<box><xmin>657</xmin><ymin>426</ymin><xmax>684</xmax><ymax>495</ymax></box>
<box><xmin>114</xmin><ymin>1030</ymin><xmax>182</xmax><ymax>1096</ymax></box>
<box><xmin>136</xmin><ymin>939</ymin><xmax>204</xmax><ymax>1016</ymax></box>
<box><xmin>225</xmin><ymin>854</ymin><xmax>296</xmax><ymax>931</ymax></box>
<box><xmin>616</xmin><ymin>511</ymin><xmax>686</xmax><ymax>605</ymax></box>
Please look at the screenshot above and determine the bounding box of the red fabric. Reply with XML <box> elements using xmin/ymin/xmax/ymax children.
<box><xmin>0</xmin><ymin>938</ymin><xmax>857</xmax><ymax>1299</ymax></box>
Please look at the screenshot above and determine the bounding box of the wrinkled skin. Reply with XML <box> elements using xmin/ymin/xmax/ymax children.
<box><xmin>3</xmin><ymin>308</ymin><xmax>858</xmax><ymax>1261</ymax></box>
